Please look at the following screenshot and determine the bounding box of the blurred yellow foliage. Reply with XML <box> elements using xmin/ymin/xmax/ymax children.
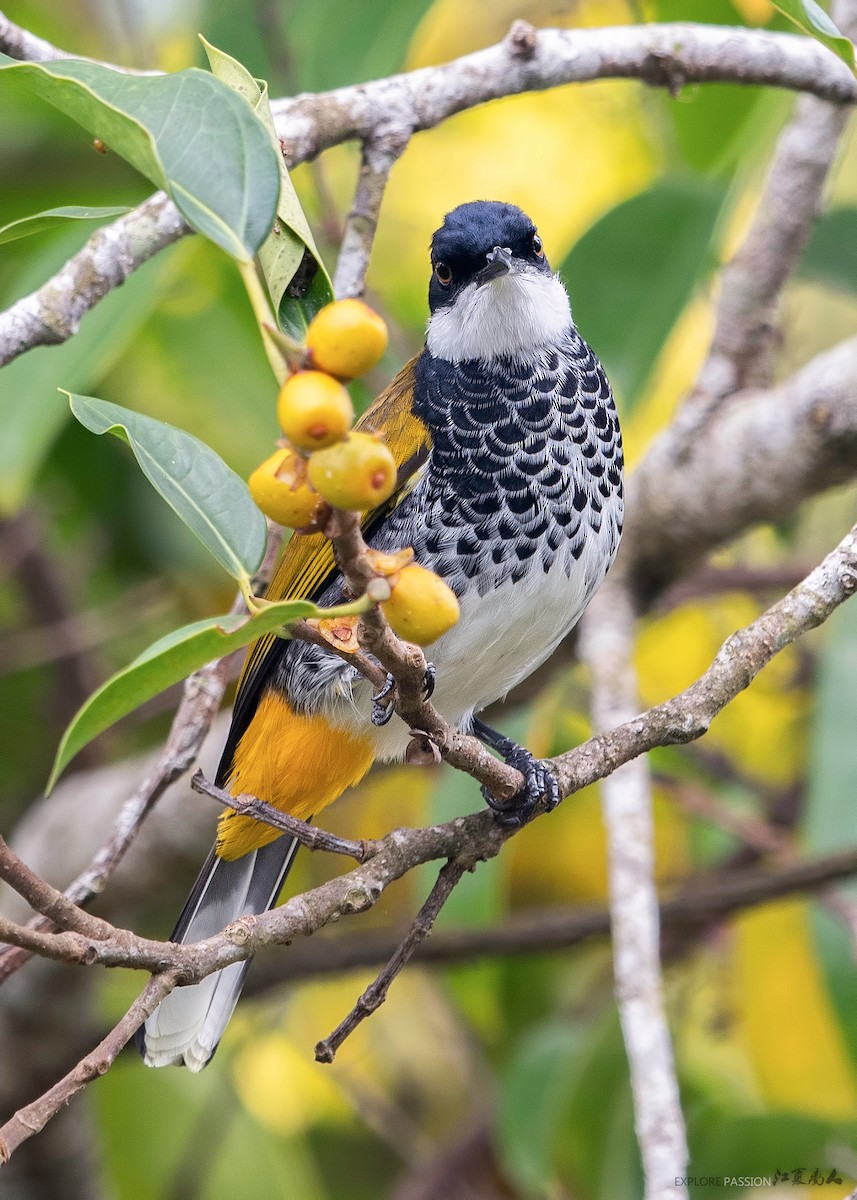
<box><xmin>408</xmin><ymin>0</ymin><xmax>631</xmax><ymax>66</ymax></box>
<box><xmin>507</xmin><ymin>782</ymin><xmax>689</xmax><ymax>905</ymax></box>
<box><xmin>675</xmin><ymin>945</ymin><xmax>764</xmax><ymax>1110</ymax></box>
<box><xmin>233</xmin><ymin>1031</ymin><xmax>352</xmax><ymax>1136</ymax></box>
<box><xmin>732</xmin><ymin>900</ymin><xmax>857</xmax><ymax>1118</ymax></box>
<box><xmin>232</xmin><ymin>972</ymin><xmax>477</xmax><ymax>1141</ymax></box>
<box><xmin>367</xmin><ymin>0</ymin><xmax>656</xmax><ymax>325</ymax></box>
<box><xmin>636</xmin><ymin>596</ymin><xmax>808</xmax><ymax>787</ymax></box>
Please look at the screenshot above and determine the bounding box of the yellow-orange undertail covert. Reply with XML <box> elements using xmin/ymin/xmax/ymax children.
<box><xmin>139</xmin><ymin>200</ymin><xmax>624</xmax><ymax>1071</ymax></box>
<box><xmin>216</xmin><ymin>692</ymin><xmax>375</xmax><ymax>859</ymax></box>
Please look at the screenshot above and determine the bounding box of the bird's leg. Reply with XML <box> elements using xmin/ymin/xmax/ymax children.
<box><xmin>471</xmin><ymin>716</ymin><xmax>560</xmax><ymax>827</ymax></box>
<box><xmin>371</xmin><ymin>662</ymin><xmax>436</xmax><ymax>727</ymax></box>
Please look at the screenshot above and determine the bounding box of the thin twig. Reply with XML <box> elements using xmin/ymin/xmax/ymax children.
<box><xmin>333</xmin><ymin>133</ymin><xmax>409</xmax><ymax>300</ymax></box>
<box><xmin>191</xmin><ymin>771</ymin><xmax>377</xmax><ymax>860</ymax></box>
<box><xmin>0</xmin><ymin>970</ymin><xmax>180</xmax><ymax>1164</ymax></box>
<box><xmin>315</xmin><ymin>857</ymin><xmax>469</xmax><ymax>1062</ymax></box>
<box><xmin>0</xmin><ymin>837</ymin><xmax>112</xmax><ymax>939</ymax></box>
<box><xmin>319</xmin><ymin>507</ymin><xmax>527</xmax><ymax>800</ymax></box>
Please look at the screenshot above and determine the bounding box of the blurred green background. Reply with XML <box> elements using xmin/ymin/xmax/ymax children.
<box><xmin>3</xmin><ymin>1</ymin><xmax>857</xmax><ymax>1197</ymax></box>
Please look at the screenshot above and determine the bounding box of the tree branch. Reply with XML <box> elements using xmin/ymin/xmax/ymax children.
<box><xmin>626</xmin><ymin>337</ymin><xmax>857</xmax><ymax>604</ymax></box>
<box><xmin>314</xmin><ymin>856</ymin><xmax>469</xmax><ymax>1063</ymax></box>
<box><xmin>271</xmin><ymin>24</ymin><xmax>857</xmax><ymax>165</ymax></box>
<box><xmin>241</xmin><ymin>843</ymin><xmax>857</xmax><ymax>989</ymax></box>
<box><xmin>0</xmin><ymin>522</ymin><xmax>855</xmax><ymax>1161</ymax></box>
<box><xmin>0</xmin><ymin>531</ymin><xmax>285</xmax><ymax>984</ymax></box>
<box><xmin>0</xmin><ymin>971</ymin><xmax>180</xmax><ymax>1164</ymax></box>
<box><xmin>0</xmin><ymin>9</ymin><xmax>153</xmax><ymax>72</ymax></box>
<box><xmin>580</xmin><ymin>580</ymin><xmax>688</xmax><ymax>1199</ymax></box>
<box><xmin>3</xmin><ymin>23</ymin><xmax>856</xmax><ymax>371</ymax></box>
<box><xmin>333</xmin><ymin>132</ymin><xmax>409</xmax><ymax>300</ymax></box>
<box><xmin>191</xmin><ymin>771</ymin><xmax>376</xmax><ymax>860</ymax></box>
<box><xmin>0</xmin><ymin>193</ymin><xmax>187</xmax><ymax>368</ymax></box>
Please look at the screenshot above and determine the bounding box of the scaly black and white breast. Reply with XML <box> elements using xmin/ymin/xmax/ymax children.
<box><xmin>331</xmin><ymin>324</ymin><xmax>624</xmax><ymax>761</ymax></box>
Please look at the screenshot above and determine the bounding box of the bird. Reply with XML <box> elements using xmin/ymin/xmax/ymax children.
<box><xmin>138</xmin><ymin>199</ymin><xmax>624</xmax><ymax>1070</ymax></box>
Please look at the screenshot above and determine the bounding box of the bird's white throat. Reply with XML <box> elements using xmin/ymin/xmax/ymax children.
<box><xmin>426</xmin><ymin>271</ymin><xmax>572</xmax><ymax>363</ymax></box>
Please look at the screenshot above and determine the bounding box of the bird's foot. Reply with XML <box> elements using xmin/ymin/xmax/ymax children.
<box><xmin>370</xmin><ymin>663</ymin><xmax>436</xmax><ymax>727</ymax></box>
<box><xmin>472</xmin><ymin>718</ymin><xmax>559</xmax><ymax>828</ymax></box>
<box><xmin>370</xmin><ymin>673</ymin><xmax>395</xmax><ymax>726</ymax></box>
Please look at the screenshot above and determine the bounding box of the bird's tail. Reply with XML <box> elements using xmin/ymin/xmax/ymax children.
<box><xmin>136</xmin><ymin>835</ymin><xmax>299</xmax><ymax>1071</ymax></box>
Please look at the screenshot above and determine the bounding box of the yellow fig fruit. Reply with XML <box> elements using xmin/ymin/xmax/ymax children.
<box><xmin>248</xmin><ymin>448</ymin><xmax>322</xmax><ymax>528</ymax></box>
<box><xmin>305</xmin><ymin>299</ymin><xmax>388</xmax><ymax>380</ymax></box>
<box><xmin>276</xmin><ymin>370</ymin><xmax>354</xmax><ymax>451</ymax></box>
<box><xmin>307</xmin><ymin>432</ymin><xmax>397</xmax><ymax>511</ymax></box>
<box><xmin>381</xmin><ymin>564</ymin><xmax>460</xmax><ymax>646</ymax></box>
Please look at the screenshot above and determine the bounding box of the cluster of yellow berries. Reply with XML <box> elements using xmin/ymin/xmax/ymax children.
<box><xmin>249</xmin><ymin>299</ymin><xmax>394</xmax><ymax>527</ymax></box>
<box><xmin>248</xmin><ymin>299</ymin><xmax>459</xmax><ymax>646</ymax></box>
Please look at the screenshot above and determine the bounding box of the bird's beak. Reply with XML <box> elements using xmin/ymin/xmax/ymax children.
<box><xmin>474</xmin><ymin>245</ymin><xmax>513</xmax><ymax>287</ymax></box>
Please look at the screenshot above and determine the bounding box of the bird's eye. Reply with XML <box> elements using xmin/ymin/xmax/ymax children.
<box><xmin>434</xmin><ymin>261</ymin><xmax>453</xmax><ymax>286</ymax></box>
<box><xmin>532</xmin><ymin>233</ymin><xmax>544</xmax><ymax>258</ymax></box>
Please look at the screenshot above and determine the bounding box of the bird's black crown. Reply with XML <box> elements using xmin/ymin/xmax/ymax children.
<box><xmin>428</xmin><ymin>200</ymin><xmax>550</xmax><ymax>312</ymax></box>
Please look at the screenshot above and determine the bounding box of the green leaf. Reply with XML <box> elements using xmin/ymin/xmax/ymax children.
<box><xmin>497</xmin><ymin>1023</ymin><xmax>585</xmax><ymax>1194</ymax></box>
<box><xmin>801</xmin><ymin>206</ymin><xmax>857</xmax><ymax>293</ymax></box>
<box><xmin>200</xmin><ymin>38</ymin><xmax>333</xmax><ymax>333</ymax></box>
<box><xmin>0</xmin><ymin>204</ymin><xmax>132</xmax><ymax>245</ymax></box>
<box><xmin>803</xmin><ymin>599</ymin><xmax>857</xmax><ymax>1068</ymax></box>
<box><xmin>66</xmin><ymin>393</ymin><xmax>268</xmax><ymax>582</ymax></box>
<box><xmin>561</xmin><ymin>178</ymin><xmax>725</xmax><ymax>410</ymax></box>
<box><xmin>47</xmin><ymin>599</ymin><xmax>320</xmax><ymax>790</ymax></box>
<box><xmin>770</xmin><ymin>1</ymin><xmax>856</xmax><ymax>70</ymax></box>
<box><xmin>0</xmin><ymin>54</ymin><xmax>280</xmax><ymax>259</ymax></box>
<box><xmin>0</xmin><ymin>241</ymin><xmax>172</xmax><ymax>516</ymax></box>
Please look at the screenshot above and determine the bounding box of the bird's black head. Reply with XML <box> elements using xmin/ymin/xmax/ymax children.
<box><xmin>428</xmin><ymin>200</ymin><xmax>551</xmax><ymax>314</ymax></box>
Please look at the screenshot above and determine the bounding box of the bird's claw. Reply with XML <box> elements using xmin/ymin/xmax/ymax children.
<box><xmin>422</xmin><ymin>661</ymin><xmax>436</xmax><ymax>700</ymax></box>
<box><xmin>481</xmin><ymin>744</ymin><xmax>560</xmax><ymax>828</ymax></box>
<box><xmin>370</xmin><ymin>662</ymin><xmax>437</xmax><ymax>727</ymax></box>
<box><xmin>371</xmin><ymin>673</ymin><xmax>396</xmax><ymax>726</ymax></box>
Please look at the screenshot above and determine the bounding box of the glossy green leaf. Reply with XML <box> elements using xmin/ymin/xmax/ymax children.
<box><xmin>0</xmin><ymin>54</ymin><xmax>280</xmax><ymax>259</ymax></box>
<box><xmin>0</xmin><ymin>204</ymin><xmax>131</xmax><ymax>245</ymax></box>
<box><xmin>201</xmin><ymin>38</ymin><xmax>333</xmax><ymax>334</ymax></box>
<box><xmin>771</xmin><ymin>1</ymin><xmax>855</xmax><ymax>70</ymax></box>
<box><xmin>561</xmin><ymin>179</ymin><xmax>725</xmax><ymax>410</ymax></box>
<box><xmin>0</xmin><ymin>245</ymin><xmax>172</xmax><ymax>516</ymax></box>
<box><xmin>66</xmin><ymin>393</ymin><xmax>268</xmax><ymax>582</ymax></box>
<box><xmin>801</xmin><ymin>206</ymin><xmax>857</xmax><ymax>293</ymax></box>
<box><xmin>47</xmin><ymin>598</ymin><xmax>319</xmax><ymax>790</ymax></box>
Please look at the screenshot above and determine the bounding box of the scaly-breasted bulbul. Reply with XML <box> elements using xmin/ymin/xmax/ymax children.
<box><xmin>139</xmin><ymin>200</ymin><xmax>624</xmax><ymax>1070</ymax></box>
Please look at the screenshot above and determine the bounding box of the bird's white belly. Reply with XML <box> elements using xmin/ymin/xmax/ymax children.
<box><xmin>331</xmin><ymin>531</ymin><xmax>612</xmax><ymax>761</ymax></box>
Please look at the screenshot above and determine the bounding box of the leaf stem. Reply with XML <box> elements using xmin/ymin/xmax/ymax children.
<box><xmin>237</xmin><ymin>258</ymin><xmax>290</xmax><ymax>384</ymax></box>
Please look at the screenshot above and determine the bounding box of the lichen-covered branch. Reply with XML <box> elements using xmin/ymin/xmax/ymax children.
<box><xmin>627</xmin><ymin>336</ymin><xmax>857</xmax><ymax>604</ymax></box>
<box><xmin>271</xmin><ymin>23</ymin><xmax>857</xmax><ymax>164</ymax></box>
<box><xmin>0</xmin><ymin>193</ymin><xmax>187</xmax><ymax>368</ymax></box>
<box><xmin>240</xmin><ymin>842</ymin><xmax>857</xmax><ymax>989</ymax></box>
<box><xmin>333</xmin><ymin>132</ymin><xmax>409</xmax><ymax>299</ymax></box>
